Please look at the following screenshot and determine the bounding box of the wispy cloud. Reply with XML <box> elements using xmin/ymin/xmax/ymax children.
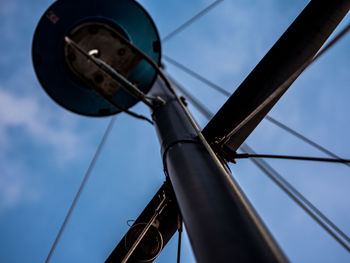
<box><xmin>0</xmin><ymin>160</ymin><xmax>40</xmax><ymax>213</ymax></box>
<box><xmin>0</xmin><ymin>87</ymin><xmax>90</xmax><ymax>211</ymax></box>
<box><xmin>0</xmin><ymin>88</ymin><xmax>84</xmax><ymax>162</ymax></box>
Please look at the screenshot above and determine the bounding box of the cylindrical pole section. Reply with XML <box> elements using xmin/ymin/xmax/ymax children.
<box><xmin>150</xmin><ymin>78</ymin><xmax>288</xmax><ymax>263</ymax></box>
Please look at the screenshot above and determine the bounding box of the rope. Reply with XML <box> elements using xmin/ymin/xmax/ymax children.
<box><xmin>240</xmin><ymin>143</ymin><xmax>350</xmax><ymax>251</ymax></box>
<box><xmin>265</xmin><ymin>116</ymin><xmax>350</xmax><ymax>168</ymax></box>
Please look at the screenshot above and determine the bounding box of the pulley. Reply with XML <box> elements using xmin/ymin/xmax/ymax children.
<box><xmin>124</xmin><ymin>223</ymin><xmax>163</xmax><ymax>262</ymax></box>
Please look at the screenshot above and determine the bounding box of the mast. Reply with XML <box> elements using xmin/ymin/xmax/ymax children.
<box><xmin>148</xmin><ymin>78</ymin><xmax>287</xmax><ymax>262</ymax></box>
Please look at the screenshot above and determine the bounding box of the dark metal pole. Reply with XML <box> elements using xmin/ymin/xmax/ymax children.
<box><xmin>149</xmin><ymin>78</ymin><xmax>288</xmax><ymax>263</ymax></box>
<box><xmin>202</xmin><ymin>0</ymin><xmax>350</xmax><ymax>152</ymax></box>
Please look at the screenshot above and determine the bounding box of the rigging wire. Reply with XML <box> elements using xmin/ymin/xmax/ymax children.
<box><xmin>240</xmin><ymin>143</ymin><xmax>350</xmax><ymax>250</ymax></box>
<box><xmin>162</xmin><ymin>0</ymin><xmax>224</xmax><ymax>43</ymax></box>
<box><xmin>163</xmin><ymin>19</ymin><xmax>350</xmax><ymax>163</ymax></box>
<box><xmin>264</xmin><ymin>116</ymin><xmax>350</xmax><ymax>168</ymax></box>
<box><xmin>97</xmin><ymin>91</ymin><xmax>154</xmax><ymax>125</ymax></box>
<box><xmin>232</xmin><ymin>153</ymin><xmax>350</xmax><ymax>164</ymax></box>
<box><xmin>45</xmin><ymin>116</ymin><xmax>117</xmax><ymax>263</ymax></box>
<box><xmin>164</xmin><ymin>55</ymin><xmax>231</xmax><ymax>96</ymax></box>
<box><xmin>168</xmin><ymin>76</ymin><xmax>350</xmax><ymax>251</ymax></box>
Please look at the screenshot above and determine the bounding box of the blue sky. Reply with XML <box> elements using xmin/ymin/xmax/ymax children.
<box><xmin>0</xmin><ymin>0</ymin><xmax>349</xmax><ymax>262</ymax></box>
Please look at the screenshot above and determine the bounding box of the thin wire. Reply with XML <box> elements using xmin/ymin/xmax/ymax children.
<box><xmin>45</xmin><ymin>116</ymin><xmax>117</xmax><ymax>263</ymax></box>
<box><xmin>168</xmin><ymin>76</ymin><xmax>350</xmax><ymax>251</ymax></box>
<box><xmin>265</xmin><ymin>116</ymin><xmax>350</xmax><ymax>168</ymax></box>
<box><xmin>233</xmin><ymin>153</ymin><xmax>350</xmax><ymax>164</ymax></box>
<box><xmin>168</xmin><ymin>76</ymin><xmax>213</xmax><ymax>120</ymax></box>
<box><xmin>96</xmin><ymin>91</ymin><xmax>154</xmax><ymax>125</ymax></box>
<box><xmin>164</xmin><ymin>55</ymin><xmax>230</xmax><ymax>97</ymax></box>
<box><xmin>164</xmin><ymin>21</ymin><xmax>350</xmax><ymax>163</ymax></box>
<box><xmin>164</xmin><ymin>56</ymin><xmax>231</xmax><ymax>96</ymax></box>
<box><xmin>240</xmin><ymin>143</ymin><xmax>350</xmax><ymax>250</ymax></box>
<box><xmin>162</xmin><ymin>0</ymin><xmax>224</xmax><ymax>42</ymax></box>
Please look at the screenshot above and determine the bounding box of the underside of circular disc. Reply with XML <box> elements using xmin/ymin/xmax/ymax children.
<box><xmin>32</xmin><ymin>0</ymin><xmax>161</xmax><ymax>117</ymax></box>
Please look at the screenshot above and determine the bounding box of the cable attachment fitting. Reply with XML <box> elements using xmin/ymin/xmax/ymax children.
<box><xmin>207</xmin><ymin>140</ymin><xmax>238</xmax><ymax>163</ymax></box>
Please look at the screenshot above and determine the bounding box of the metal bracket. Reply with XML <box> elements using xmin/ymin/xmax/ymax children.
<box><xmin>65</xmin><ymin>36</ymin><xmax>165</xmax><ymax>109</ymax></box>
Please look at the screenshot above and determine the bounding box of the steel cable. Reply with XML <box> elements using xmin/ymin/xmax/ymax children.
<box><xmin>264</xmin><ymin>116</ymin><xmax>350</xmax><ymax>168</ymax></box>
<box><xmin>162</xmin><ymin>0</ymin><xmax>224</xmax><ymax>42</ymax></box>
<box><xmin>240</xmin><ymin>143</ymin><xmax>350</xmax><ymax>250</ymax></box>
<box><xmin>45</xmin><ymin>116</ymin><xmax>116</xmax><ymax>263</ymax></box>
<box><xmin>233</xmin><ymin>153</ymin><xmax>350</xmax><ymax>164</ymax></box>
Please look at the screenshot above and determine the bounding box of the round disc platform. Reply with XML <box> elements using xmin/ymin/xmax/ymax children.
<box><xmin>32</xmin><ymin>0</ymin><xmax>161</xmax><ymax>117</ymax></box>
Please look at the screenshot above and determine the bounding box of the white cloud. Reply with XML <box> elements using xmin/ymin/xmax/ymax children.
<box><xmin>0</xmin><ymin>88</ymin><xmax>84</xmax><ymax>162</ymax></box>
<box><xmin>0</xmin><ymin>87</ymin><xmax>92</xmax><ymax>211</ymax></box>
<box><xmin>0</xmin><ymin>159</ymin><xmax>40</xmax><ymax>213</ymax></box>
